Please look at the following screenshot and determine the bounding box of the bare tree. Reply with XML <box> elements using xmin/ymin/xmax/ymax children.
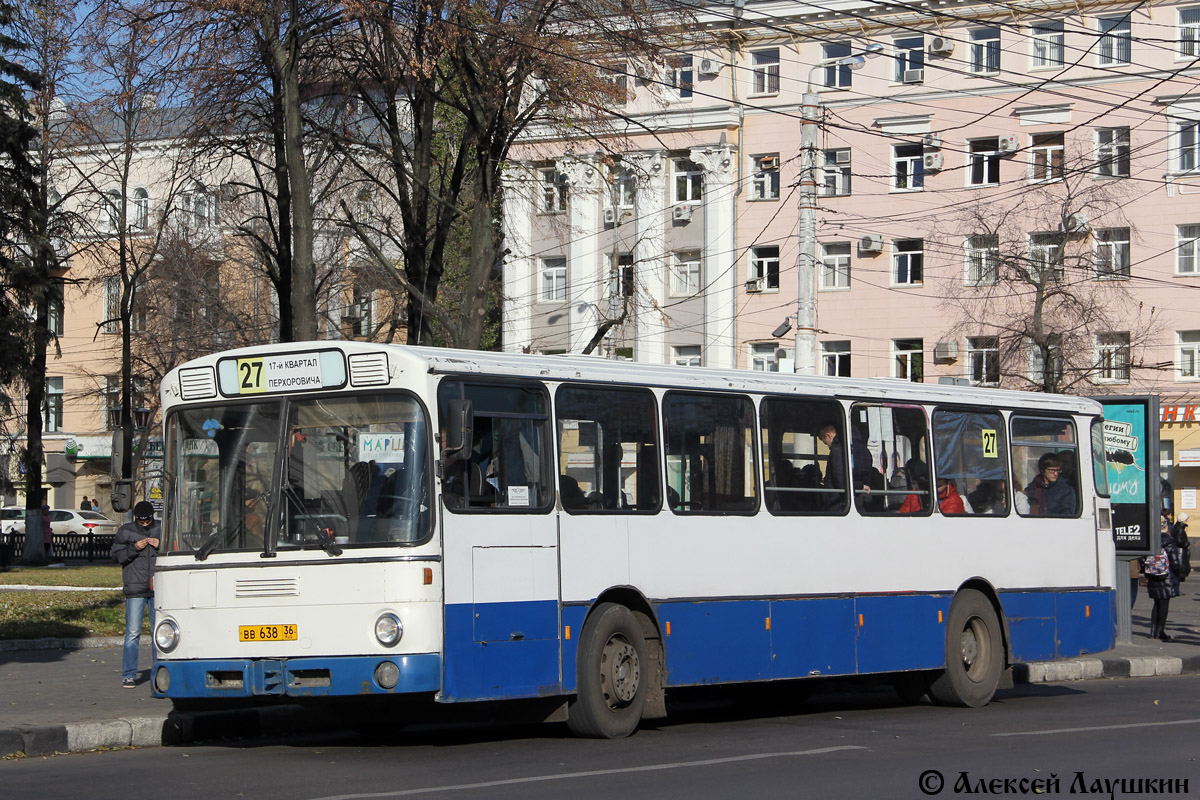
<box><xmin>942</xmin><ymin>151</ymin><xmax>1157</xmax><ymax>394</ymax></box>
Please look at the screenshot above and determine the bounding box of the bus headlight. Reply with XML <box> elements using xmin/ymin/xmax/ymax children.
<box><xmin>374</xmin><ymin>613</ymin><xmax>403</xmax><ymax>647</ymax></box>
<box><xmin>155</xmin><ymin>619</ymin><xmax>180</xmax><ymax>653</ymax></box>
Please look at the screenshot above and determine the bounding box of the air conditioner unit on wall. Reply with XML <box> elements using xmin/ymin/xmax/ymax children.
<box><xmin>923</xmin><ymin>152</ymin><xmax>945</xmax><ymax>171</ymax></box>
<box><xmin>745</xmin><ymin>277</ymin><xmax>765</xmax><ymax>293</ymax></box>
<box><xmin>698</xmin><ymin>58</ymin><xmax>722</xmax><ymax>76</ymax></box>
<box><xmin>934</xmin><ymin>341</ymin><xmax>959</xmax><ymax>361</ymax></box>
<box><xmin>929</xmin><ymin>37</ymin><xmax>955</xmax><ymax>56</ymax></box>
<box><xmin>859</xmin><ymin>234</ymin><xmax>883</xmax><ymax>253</ymax></box>
<box><xmin>922</xmin><ymin>132</ymin><xmax>943</xmax><ymax>149</ymax></box>
<box><xmin>997</xmin><ymin>134</ymin><xmax>1019</xmax><ymax>154</ymax></box>
<box><xmin>603</xmin><ymin>207</ymin><xmax>617</xmax><ymax>224</ymax></box>
<box><xmin>673</xmin><ymin>203</ymin><xmax>693</xmax><ymax>222</ymax></box>
<box><xmin>1063</xmin><ymin>212</ymin><xmax>1090</xmax><ymax>233</ymax></box>
<box><xmin>759</xmin><ymin>156</ymin><xmax>780</xmax><ymax>170</ymax></box>
<box><xmin>903</xmin><ymin>69</ymin><xmax>924</xmax><ymax>84</ymax></box>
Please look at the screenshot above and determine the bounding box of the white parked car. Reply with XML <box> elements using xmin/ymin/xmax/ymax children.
<box><xmin>48</xmin><ymin>509</ymin><xmax>119</xmax><ymax>537</ymax></box>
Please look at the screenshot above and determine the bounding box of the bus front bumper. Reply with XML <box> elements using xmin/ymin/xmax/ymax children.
<box><xmin>151</xmin><ymin>653</ymin><xmax>442</xmax><ymax>699</ymax></box>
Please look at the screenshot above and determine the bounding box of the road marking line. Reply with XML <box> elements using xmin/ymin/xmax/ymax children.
<box><xmin>993</xmin><ymin>718</ymin><xmax>1200</xmax><ymax>737</ymax></box>
<box><xmin>306</xmin><ymin>745</ymin><xmax>868</xmax><ymax>800</ymax></box>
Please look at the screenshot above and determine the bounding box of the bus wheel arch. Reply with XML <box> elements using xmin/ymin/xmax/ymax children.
<box><xmin>929</xmin><ymin>584</ymin><xmax>1006</xmax><ymax>708</ymax></box>
<box><xmin>567</xmin><ymin>590</ymin><xmax>665</xmax><ymax>738</ymax></box>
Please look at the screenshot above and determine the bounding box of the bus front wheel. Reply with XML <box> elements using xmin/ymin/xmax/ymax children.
<box><xmin>567</xmin><ymin>602</ymin><xmax>647</xmax><ymax>738</ymax></box>
<box><xmin>929</xmin><ymin>589</ymin><xmax>1003</xmax><ymax>708</ymax></box>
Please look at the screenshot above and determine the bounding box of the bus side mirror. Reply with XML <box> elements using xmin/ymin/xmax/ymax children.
<box><xmin>442</xmin><ymin>400</ymin><xmax>473</xmax><ymax>461</ymax></box>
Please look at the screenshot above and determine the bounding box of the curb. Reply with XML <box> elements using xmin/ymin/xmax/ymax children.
<box><xmin>1013</xmin><ymin>653</ymin><xmax>1200</xmax><ymax>683</ymax></box>
<box><xmin>0</xmin><ymin>636</ymin><xmax>123</xmax><ymax>652</ymax></box>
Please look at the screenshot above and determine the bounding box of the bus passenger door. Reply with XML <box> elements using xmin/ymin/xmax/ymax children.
<box><xmin>437</xmin><ymin>381</ymin><xmax>561</xmax><ymax>702</ymax></box>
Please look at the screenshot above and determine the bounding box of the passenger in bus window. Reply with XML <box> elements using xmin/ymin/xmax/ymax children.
<box><xmin>1024</xmin><ymin>453</ymin><xmax>1076</xmax><ymax>516</ymax></box>
<box><xmin>967</xmin><ymin>480</ymin><xmax>1008</xmax><ymax>515</ymax></box>
<box><xmin>936</xmin><ymin>478</ymin><xmax>965</xmax><ymax>514</ymax></box>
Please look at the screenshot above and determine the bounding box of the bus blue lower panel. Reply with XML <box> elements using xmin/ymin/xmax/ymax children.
<box><xmin>152</xmin><ymin>653</ymin><xmax>442</xmax><ymax>699</ymax></box>
<box><xmin>442</xmin><ymin>601</ymin><xmax>561</xmax><ymax>702</ymax></box>
<box><xmin>852</xmin><ymin>594</ymin><xmax>951</xmax><ymax>674</ymax></box>
<box><xmin>999</xmin><ymin>589</ymin><xmax>1115</xmax><ymax>661</ymax></box>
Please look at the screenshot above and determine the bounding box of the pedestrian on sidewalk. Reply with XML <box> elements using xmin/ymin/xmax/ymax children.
<box><xmin>111</xmin><ymin>501</ymin><xmax>159</xmax><ymax>687</ymax></box>
<box><xmin>79</xmin><ymin>496</ymin><xmax>90</xmax><ymax>511</ymax></box>
<box><xmin>1147</xmin><ymin>512</ymin><xmax>1183</xmax><ymax>642</ymax></box>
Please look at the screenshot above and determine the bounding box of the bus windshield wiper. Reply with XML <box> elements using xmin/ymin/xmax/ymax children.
<box><xmin>195</xmin><ymin>524</ymin><xmax>232</xmax><ymax>561</ymax></box>
<box><xmin>281</xmin><ymin>483</ymin><xmax>342</xmax><ymax>557</ymax></box>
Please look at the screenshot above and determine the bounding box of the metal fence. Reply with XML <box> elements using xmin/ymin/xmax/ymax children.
<box><xmin>1</xmin><ymin>532</ymin><xmax>116</xmax><ymax>564</ymax></box>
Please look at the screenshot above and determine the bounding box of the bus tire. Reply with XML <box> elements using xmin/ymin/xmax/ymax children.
<box><xmin>929</xmin><ymin>589</ymin><xmax>1003</xmax><ymax>708</ymax></box>
<box><xmin>567</xmin><ymin>602</ymin><xmax>647</xmax><ymax>738</ymax></box>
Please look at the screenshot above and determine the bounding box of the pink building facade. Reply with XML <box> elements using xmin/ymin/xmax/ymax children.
<box><xmin>501</xmin><ymin>0</ymin><xmax>1200</xmax><ymax>510</ymax></box>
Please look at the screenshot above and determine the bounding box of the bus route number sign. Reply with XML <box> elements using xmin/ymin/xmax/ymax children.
<box><xmin>236</xmin><ymin>355</ymin><xmax>323</xmax><ymax>395</ymax></box>
<box><xmin>239</xmin><ymin>624</ymin><xmax>297</xmax><ymax>642</ymax></box>
<box><xmin>981</xmin><ymin>428</ymin><xmax>998</xmax><ymax>458</ymax></box>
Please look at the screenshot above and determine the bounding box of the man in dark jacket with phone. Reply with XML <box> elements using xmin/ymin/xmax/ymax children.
<box><xmin>111</xmin><ymin>501</ymin><xmax>159</xmax><ymax>687</ymax></box>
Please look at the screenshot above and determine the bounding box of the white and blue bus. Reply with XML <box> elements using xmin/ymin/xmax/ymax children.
<box><xmin>151</xmin><ymin>342</ymin><xmax>1115</xmax><ymax>737</ymax></box>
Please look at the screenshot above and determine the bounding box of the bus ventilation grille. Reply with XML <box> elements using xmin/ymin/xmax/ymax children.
<box><xmin>235</xmin><ymin>577</ymin><xmax>300</xmax><ymax>598</ymax></box>
<box><xmin>179</xmin><ymin>367</ymin><xmax>217</xmax><ymax>400</ymax></box>
<box><xmin>348</xmin><ymin>352</ymin><xmax>389</xmax><ymax>386</ymax></box>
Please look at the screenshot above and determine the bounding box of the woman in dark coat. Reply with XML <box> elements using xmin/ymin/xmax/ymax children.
<box><xmin>1147</xmin><ymin>514</ymin><xmax>1182</xmax><ymax>641</ymax></box>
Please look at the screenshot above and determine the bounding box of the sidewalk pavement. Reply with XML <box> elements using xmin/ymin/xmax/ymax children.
<box><xmin>1</xmin><ymin>579</ymin><xmax>1197</xmax><ymax>759</ymax></box>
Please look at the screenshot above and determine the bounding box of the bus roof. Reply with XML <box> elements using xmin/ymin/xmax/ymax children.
<box><xmin>164</xmin><ymin>341</ymin><xmax>1105</xmax><ymax>417</ymax></box>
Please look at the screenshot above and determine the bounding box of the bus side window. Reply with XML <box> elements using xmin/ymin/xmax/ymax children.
<box><xmin>664</xmin><ymin>392</ymin><xmax>757</xmax><ymax>515</ymax></box>
<box><xmin>1010</xmin><ymin>416</ymin><xmax>1079</xmax><ymax>517</ymax></box>
<box><xmin>759</xmin><ymin>397</ymin><xmax>847</xmax><ymax>515</ymax></box>
<box><xmin>849</xmin><ymin>404</ymin><xmax>930</xmax><ymax>516</ymax></box>
<box><xmin>933</xmin><ymin>409</ymin><xmax>1009</xmax><ymax>517</ymax></box>
<box><xmin>555</xmin><ymin>385</ymin><xmax>660</xmax><ymax>514</ymax></box>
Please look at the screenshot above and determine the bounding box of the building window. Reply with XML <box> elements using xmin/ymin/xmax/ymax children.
<box><xmin>1096</xmin><ymin>332</ymin><xmax>1131</xmax><ymax>383</ymax></box>
<box><xmin>966</xmin><ymin>235</ymin><xmax>999</xmax><ymax>285</ymax></box>
<box><xmin>1029</xmin><ymin>233</ymin><xmax>1063</xmax><ymax>281</ymax></box>
<box><xmin>969</xmin><ymin>138</ymin><xmax>1000</xmax><ymax>185</ymax></box>
<box><xmin>673</xmin><ymin>345</ymin><xmax>702</xmax><ymax>367</ymax></box>
<box><xmin>1178</xmin><ymin>331</ymin><xmax>1200</xmax><ymax>380</ymax></box>
<box><xmin>132</xmin><ymin>188</ymin><xmax>149</xmax><ymax>230</ymax></box>
<box><xmin>823</xmin><ymin>42</ymin><xmax>853</xmax><ymax>88</ymax></box>
<box><xmin>893</xmin><ymin>239</ymin><xmax>923</xmax><ymax>286</ymax></box>
<box><xmin>749</xmin><ymin>246</ymin><xmax>780</xmax><ymax>290</ymax></box>
<box><xmin>606</xmin><ymin>253</ymin><xmax>634</xmax><ymax>299</ymax></box>
<box><xmin>1178</xmin><ymin>122</ymin><xmax>1200</xmax><ymax>172</ymax></box>
<box><xmin>103</xmin><ymin>275</ymin><xmax>120</xmax><ymax>334</ymax></box>
<box><xmin>970</xmin><ymin>27</ymin><xmax>1001</xmax><ymax>73</ymax></box>
<box><xmin>893</xmin><ymin>338</ymin><xmax>924</xmax><ymax>382</ymax></box>
<box><xmin>104</xmin><ymin>189</ymin><xmax>121</xmax><ymax>232</ymax></box>
<box><xmin>894</xmin><ymin>36</ymin><xmax>924</xmax><ymax>81</ymax></box>
<box><xmin>540</xmin><ymin>257</ymin><xmax>566</xmax><ymax>302</ymax></box>
<box><xmin>671</xmin><ymin>251</ymin><xmax>702</xmax><ymax>296</ymax></box>
<box><xmin>182</xmin><ymin>182</ymin><xmax>215</xmax><ymax>229</ymax></box>
<box><xmin>820</xmin><ymin>242</ymin><xmax>851</xmax><ymax>290</ymax></box>
<box><xmin>1097</xmin><ymin>15</ymin><xmax>1132</xmax><ymax>65</ymax></box>
<box><xmin>968</xmin><ymin>337</ymin><xmax>1001</xmax><ymax>385</ymax></box>
<box><xmin>1030</xmin><ymin>133</ymin><xmax>1064</xmax><ymax>181</ymax></box>
<box><xmin>1096</xmin><ymin>228</ymin><xmax>1131</xmax><ymax>278</ymax></box>
<box><xmin>821</xmin><ymin>149</ymin><xmax>851</xmax><ymax>195</ymax></box>
<box><xmin>822</xmin><ymin>340</ymin><xmax>851</xmax><ymax>377</ymax></box>
<box><xmin>345</xmin><ymin>285</ymin><xmax>373</xmax><ymax>338</ymax></box>
<box><xmin>605</xmin><ymin>168</ymin><xmax>636</xmax><ymax>209</ymax></box>
<box><xmin>669</xmin><ymin>55</ymin><xmax>693</xmax><ymax>100</ymax></box>
<box><xmin>47</xmin><ymin>278</ymin><xmax>64</xmax><ymax>336</ymax></box>
<box><xmin>600</xmin><ymin>63</ymin><xmax>628</xmax><ymax>101</ymax></box>
<box><xmin>1177</xmin><ymin>225</ymin><xmax>1200</xmax><ymax>274</ymax></box>
<box><xmin>1030</xmin><ymin>336</ymin><xmax>1064</xmax><ymax>387</ymax></box>
<box><xmin>751</xmin><ymin>48</ymin><xmax>780</xmax><ymax>94</ymax></box>
<box><xmin>751</xmin><ymin>154</ymin><xmax>780</xmax><ymax>200</ymax></box>
<box><xmin>893</xmin><ymin>143</ymin><xmax>924</xmax><ymax>190</ymax></box>
<box><xmin>1032</xmin><ymin>21</ymin><xmax>1065</xmax><ymax>68</ymax></box>
<box><xmin>44</xmin><ymin>376</ymin><xmax>63</xmax><ymax>433</ymax></box>
<box><xmin>673</xmin><ymin>159</ymin><xmax>703</xmax><ymax>203</ymax></box>
<box><xmin>1097</xmin><ymin>127</ymin><xmax>1130</xmax><ymax>177</ymax></box>
<box><xmin>1181</xmin><ymin>8</ymin><xmax>1200</xmax><ymax>57</ymax></box>
<box><xmin>538</xmin><ymin>168</ymin><xmax>567</xmax><ymax>213</ymax></box>
<box><xmin>750</xmin><ymin>343</ymin><xmax>781</xmax><ymax>372</ymax></box>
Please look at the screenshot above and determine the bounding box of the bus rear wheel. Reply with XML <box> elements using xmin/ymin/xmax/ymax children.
<box><xmin>567</xmin><ymin>602</ymin><xmax>647</xmax><ymax>738</ymax></box>
<box><xmin>929</xmin><ymin>589</ymin><xmax>1003</xmax><ymax>708</ymax></box>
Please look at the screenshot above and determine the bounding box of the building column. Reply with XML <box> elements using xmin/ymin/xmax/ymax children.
<box><xmin>626</xmin><ymin>151</ymin><xmax>667</xmax><ymax>365</ymax></box>
<box><xmin>690</xmin><ymin>143</ymin><xmax>738</xmax><ymax>370</ymax></box>
<box><xmin>500</xmin><ymin>164</ymin><xmax>535</xmax><ymax>353</ymax></box>
<box><xmin>557</xmin><ymin>154</ymin><xmax>605</xmax><ymax>355</ymax></box>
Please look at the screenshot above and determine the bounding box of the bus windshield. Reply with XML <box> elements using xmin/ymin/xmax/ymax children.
<box><xmin>163</xmin><ymin>394</ymin><xmax>431</xmax><ymax>555</ymax></box>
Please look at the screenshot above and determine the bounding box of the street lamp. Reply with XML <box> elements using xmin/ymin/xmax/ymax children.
<box><xmin>795</xmin><ymin>43</ymin><xmax>883</xmax><ymax>375</ymax></box>
<box><xmin>109</xmin><ymin>406</ymin><xmax>154</xmax><ymax>513</ymax></box>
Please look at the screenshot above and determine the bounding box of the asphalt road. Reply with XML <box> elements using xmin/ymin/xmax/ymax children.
<box><xmin>3</xmin><ymin>676</ymin><xmax>1197</xmax><ymax>800</ymax></box>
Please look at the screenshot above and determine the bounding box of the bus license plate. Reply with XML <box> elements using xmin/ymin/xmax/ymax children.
<box><xmin>238</xmin><ymin>624</ymin><xmax>297</xmax><ymax>642</ymax></box>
